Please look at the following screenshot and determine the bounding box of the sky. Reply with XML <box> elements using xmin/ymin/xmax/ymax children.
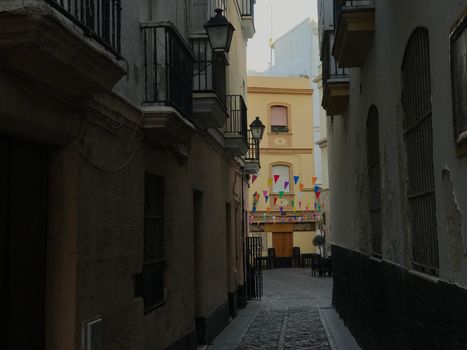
<box><xmin>247</xmin><ymin>0</ymin><xmax>318</xmax><ymax>73</ymax></box>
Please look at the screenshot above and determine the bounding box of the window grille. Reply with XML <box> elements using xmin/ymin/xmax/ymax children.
<box><xmin>137</xmin><ymin>173</ymin><xmax>165</xmax><ymax>312</ymax></box>
<box><xmin>401</xmin><ymin>28</ymin><xmax>439</xmax><ymax>275</ymax></box>
<box><xmin>366</xmin><ymin>106</ymin><xmax>382</xmax><ymax>257</ymax></box>
<box><xmin>450</xmin><ymin>12</ymin><xmax>467</xmax><ymax>145</ymax></box>
<box><xmin>270</xmin><ymin>106</ymin><xmax>288</xmax><ymax>132</ymax></box>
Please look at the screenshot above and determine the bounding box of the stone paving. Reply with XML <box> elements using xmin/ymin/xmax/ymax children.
<box><xmin>208</xmin><ymin>268</ymin><xmax>334</xmax><ymax>350</ymax></box>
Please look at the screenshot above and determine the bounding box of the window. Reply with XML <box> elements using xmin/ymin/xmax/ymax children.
<box><xmin>401</xmin><ymin>28</ymin><xmax>439</xmax><ymax>275</ymax></box>
<box><xmin>272</xmin><ymin>165</ymin><xmax>290</xmax><ymax>193</ymax></box>
<box><xmin>270</xmin><ymin>106</ymin><xmax>288</xmax><ymax>132</ymax></box>
<box><xmin>366</xmin><ymin>107</ymin><xmax>382</xmax><ymax>258</ymax></box>
<box><xmin>137</xmin><ymin>173</ymin><xmax>165</xmax><ymax>312</ymax></box>
<box><xmin>451</xmin><ymin>11</ymin><xmax>467</xmax><ymax>146</ymax></box>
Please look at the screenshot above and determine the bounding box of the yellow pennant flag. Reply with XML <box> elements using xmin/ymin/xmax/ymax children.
<box><xmin>268</xmin><ymin>178</ymin><xmax>273</xmax><ymax>186</ymax></box>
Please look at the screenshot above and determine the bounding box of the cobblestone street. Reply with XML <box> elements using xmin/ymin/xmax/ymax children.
<box><xmin>208</xmin><ymin>269</ymin><xmax>336</xmax><ymax>350</ymax></box>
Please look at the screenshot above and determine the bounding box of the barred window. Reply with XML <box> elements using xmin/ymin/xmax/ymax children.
<box><xmin>401</xmin><ymin>28</ymin><xmax>439</xmax><ymax>275</ymax></box>
<box><xmin>366</xmin><ymin>106</ymin><xmax>382</xmax><ymax>257</ymax></box>
<box><xmin>450</xmin><ymin>10</ymin><xmax>467</xmax><ymax>146</ymax></box>
<box><xmin>138</xmin><ymin>173</ymin><xmax>165</xmax><ymax>312</ymax></box>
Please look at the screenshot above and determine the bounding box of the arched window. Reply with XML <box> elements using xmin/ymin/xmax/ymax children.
<box><xmin>272</xmin><ymin>164</ymin><xmax>290</xmax><ymax>193</ymax></box>
<box><xmin>270</xmin><ymin>105</ymin><xmax>288</xmax><ymax>132</ymax></box>
<box><xmin>401</xmin><ymin>28</ymin><xmax>439</xmax><ymax>275</ymax></box>
<box><xmin>367</xmin><ymin>106</ymin><xmax>382</xmax><ymax>257</ymax></box>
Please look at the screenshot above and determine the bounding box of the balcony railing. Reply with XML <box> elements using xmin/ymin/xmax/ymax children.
<box><xmin>237</xmin><ymin>0</ymin><xmax>255</xmax><ymax>17</ymax></box>
<box><xmin>192</xmin><ymin>38</ymin><xmax>227</xmax><ymax>106</ymax></box>
<box><xmin>44</xmin><ymin>0</ymin><xmax>121</xmax><ymax>57</ymax></box>
<box><xmin>246</xmin><ymin>130</ymin><xmax>260</xmax><ymax>162</ymax></box>
<box><xmin>333</xmin><ymin>0</ymin><xmax>374</xmax><ymax>31</ymax></box>
<box><xmin>322</xmin><ymin>31</ymin><xmax>348</xmax><ymax>86</ymax></box>
<box><xmin>142</xmin><ymin>23</ymin><xmax>194</xmax><ymax>121</ymax></box>
<box><xmin>225</xmin><ymin>95</ymin><xmax>248</xmax><ymax>141</ymax></box>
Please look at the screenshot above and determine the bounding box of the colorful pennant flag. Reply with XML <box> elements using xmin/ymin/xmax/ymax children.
<box><xmin>274</xmin><ymin>175</ymin><xmax>280</xmax><ymax>183</ymax></box>
<box><xmin>284</xmin><ymin>181</ymin><xmax>289</xmax><ymax>190</ymax></box>
<box><xmin>291</xmin><ymin>200</ymin><xmax>295</xmax><ymax>208</ymax></box>
<box><xmin>279</xmin><ymin>191</ymin><xmax>284</xmax><ymax>198</ymax></box>
<box><xmin>265</xmin><ymin>195</ymin><xmax>269</xmax><ymax>203</ymax></box>
<box><xmin>268</xmin><ymin>178</ymin><xmax>273</xmax><ymax>186</ymax></box>
<box><xmin>316</xmin><ymin>191</ymin><xmax>322</xmax><ymax>199</ymax></box>
<box><xmin>294</xmin><ymin>176</ymin><xmax>300</xmax><ymax>185</ymax></box>
<box><xmin>299</xmin><ymin>201</ymin><xmax>302</xmax><ymax>209</ymax></box>
<box><xmin>273</xmin><ymin>197</ymin><xmax>278</xmax><ymax>205</ymax></box>
<box><xmin>300</xmin><ymin>183</ymin><xmax>305</xmax><ymax>191</ymax></box>
<box><xmin>314</xmin><ymin>185</ymin><xmax>320</xmax><ymax>193</ymax></box>
<box><xmin>312</xmin><ymin>176</ymin><xmax>318</xmax><ymax>185</ymax></box>
<box><xmin>263</xmin><ymin>190</ymin><xmax>268</xmax><ymax>197</ymax></box>
<box><xmin>252</xmin><ymin>206</ymin><xmax>257</xmax><ymax>213</ymax></box>
<box><xmin>252</xmin><ymin>175</ymin><xmax>258</xmax><ymax>183</ymax></box>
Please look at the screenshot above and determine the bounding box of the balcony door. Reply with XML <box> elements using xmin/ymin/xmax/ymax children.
<box><xmin>1</xmin><ymin>136</ymin><xmax>48</xmax><ymax>350</ymax></box>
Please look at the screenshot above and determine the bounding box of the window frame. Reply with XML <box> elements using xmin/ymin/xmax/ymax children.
<box><xmin>270</xmin><ymin>163</ymin><xmax>293</xmax><ymax>194</ymax></box>
<box><xmin>269</xmin><ymin>104</ymin><xmax>290</xmax><ymax>133</ymax></box>
<box><xmin>450</xmin><ymin>8</ymin><xmax>467</xmax><ymax>152</ymax></box>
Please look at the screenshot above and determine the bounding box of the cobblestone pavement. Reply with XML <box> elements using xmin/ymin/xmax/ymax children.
<box><xmin>209</xmin><ymin>268</ymin><xmax>333</xmax><ymax>350</ymax></box>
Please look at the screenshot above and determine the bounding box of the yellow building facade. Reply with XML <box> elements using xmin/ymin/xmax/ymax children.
<box><xmin>247</xmin><ymin>76</ymin><xmax>320</xmax><ymax>265</ymax></box>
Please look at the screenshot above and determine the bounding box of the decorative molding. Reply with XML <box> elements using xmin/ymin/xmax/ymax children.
<box><xmin>248</xmin><ymin>86</ymin><xmax>314</xmax><ymax>95</ymax></box>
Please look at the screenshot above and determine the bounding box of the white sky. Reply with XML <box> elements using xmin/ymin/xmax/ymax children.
<box><xmin>247</xmin><ymin>0</ymin><xmax>318</xmax><ymax>73</ymax></box>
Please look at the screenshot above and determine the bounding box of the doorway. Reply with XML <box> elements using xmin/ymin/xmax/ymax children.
<box><xmin>1</xmin><ymin>136</ymin><xmax>48</xmax><ymax>350</ymax></box>
<box><xmin>272</xmin><ymin>232</ymin><xmax>293</xmax><ymax>268</ymax></box>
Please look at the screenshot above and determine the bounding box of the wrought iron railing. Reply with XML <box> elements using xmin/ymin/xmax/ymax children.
<box><xmin>246</xmin><ymin>130</ymin><xmax>260</xmax><ymax>163</ymax></box>
<box><xmin>44</xmin><ymin>0</ymin><xmax>121</xmax><ymax>57</ymax></box>
<box><xmin>142</xmin><ymin>23</ymin><xmax>194</xmax><ymax>121</ymax></box>
<box><xmin>333</xmin><ymin>0</ymin><xmax>374</xmax><ymax>32</ymax></box>
<box><xmin>237</xmin><ymin>0</ymin><xmax>255</xmax><ymax>17</ymax></box>
<box><xmin>192</xmin><ymin>38</ymin><xmax>227</xmax><ymax>106</ymax></box>
<box><xmin>225</xmin><ymin>95</ymin><xmax>248</xmax><ymax>142</ymax></box>
<box><xmin>322</xmin><ymin>31</ymin><xmax>348</xmax><ymax>86</ymax></box>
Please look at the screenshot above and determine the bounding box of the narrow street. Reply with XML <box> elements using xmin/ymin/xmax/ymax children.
<box><xmin>208</xmin><ymin>269</ymin><xmax>358</xmax><ymax>350</ymax></box>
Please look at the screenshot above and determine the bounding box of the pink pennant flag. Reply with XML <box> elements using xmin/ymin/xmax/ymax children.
<box><xmin>284</xmin><ymin>181</ymin><xmax>289</xmax><ymax>190</ymax></box>
<box><xmin>252</xmin><ymin>175</ymin><xmax>257</xmax><ymax>183</ymax></box>
<box><xmin>263</xmin><ymin>190</ymin><xmax>268</xmax><ymax>197</ymax></box>
<box><xmin>274</xmin><ymin>175</ymin><xmax>280</xmax><ymax>183</ymax></box>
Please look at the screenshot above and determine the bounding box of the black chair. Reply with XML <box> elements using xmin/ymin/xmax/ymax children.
<box><xmin>292</xmin><ymin>247</ymin><xmax>301</xmax><ymax>267</ymax></box>
<box><xmin>310</xmin><ymin>253</ymin><xmax>322</xmax><ymax>276</ymax></box>
<box><xmin>267</xmin><ymin>248</ymin><xmax>276</xmax><ymax>269</ymax></box>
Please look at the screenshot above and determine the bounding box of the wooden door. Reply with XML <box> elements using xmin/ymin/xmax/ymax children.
<box><xmin>272</xmin><ymin>232</ymin><xmax>293</xmax><ymax>257</ymax></box>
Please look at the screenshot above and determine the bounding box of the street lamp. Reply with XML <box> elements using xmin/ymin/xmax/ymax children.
<box><xmin>250</xmin><ymin>117</ymin><xmax>265</xmax><ymax>141</ymax></box>
<box><xmin>204</xmin><ymin>9</ymin><xmax>235</xmax><ymax>53</ymax></box>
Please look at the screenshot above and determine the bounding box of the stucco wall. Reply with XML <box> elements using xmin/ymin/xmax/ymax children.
<box><xmin>327</xmin><ymin>0</ymin><xmax>467</xmax><ymax>286</ymax></box>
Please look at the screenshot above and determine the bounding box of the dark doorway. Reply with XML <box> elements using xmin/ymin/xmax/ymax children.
<box><xmin>193</xmin><ymin>190</ymin><xmax>204</xmax><ymax>343</ymax></box>
<box><xmin>0</xmin><ymin>136</ymin><xmax>48</xmax><ymax>350</ymax></box>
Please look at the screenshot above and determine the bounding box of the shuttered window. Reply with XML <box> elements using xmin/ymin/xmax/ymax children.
<box><xmin>271</xmin><ymin>106</ymin><xmax>288</xmax><ymax>132</ymax></box>
<box><xmin>272</xmin><ymin>165</ymin><xmax>290</xmax><ymax>193</ymax></box>
<box><xmin>401</xmin><ymin>28</ymin><xmax>439</xmax><ymax>275</ymax></box>
<box><xmin>367</xmin><ymin>106</ymin><xmax>382</xmax><ymax>257</ymax></box>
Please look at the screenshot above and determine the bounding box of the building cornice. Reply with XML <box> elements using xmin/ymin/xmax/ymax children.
<box><xmin>260</xmin><ymin>147</ymin><xmax>313</xmax><ymax>154</ymax></box>
<box><xmin>247</xmin><ymin>86</ymin><xmax>313</xmax><ymax>95</ymax></box>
